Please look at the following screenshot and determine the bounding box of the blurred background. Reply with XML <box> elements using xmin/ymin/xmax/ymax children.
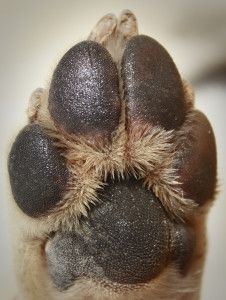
<box><xmin>0</xmin><ymin>1</ymin><xmax>225</xmax><ymax>299</ymax></box>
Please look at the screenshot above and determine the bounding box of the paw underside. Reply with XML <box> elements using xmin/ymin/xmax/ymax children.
<box><xmin>8</xmin><ymin>10</ymin><xmax>216</xmax><ymax>299</ymax></box>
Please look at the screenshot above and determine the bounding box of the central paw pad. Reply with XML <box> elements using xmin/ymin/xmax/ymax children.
<box><xmin>46</xmin><ymin>179</ymin><xmax>173</xmax><ymax>288</ymax></box>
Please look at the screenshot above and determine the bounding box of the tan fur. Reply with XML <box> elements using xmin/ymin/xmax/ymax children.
<box><xmin>9</xmin><ymin>10</ymin><xmax>216</xmax><ymax>300</ymax></box>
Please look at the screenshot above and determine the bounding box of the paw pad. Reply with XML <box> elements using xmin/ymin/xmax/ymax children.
<box><xmin>48</xmin><ymin>41</ymin><xmax>120</xmax><ymax>138</ymax></box>
<box><xmin>122</xmin><ymin>35</ymin><xmax>186</xmax><ymax>130</ymax></box>
<box><xmin>8</xmin><ymin>124</ymin><xmax>69</xmax><ymax>216</ymax></box>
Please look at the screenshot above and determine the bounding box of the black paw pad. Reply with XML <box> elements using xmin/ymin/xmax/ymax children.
<box><xmin>122</xmin><ymin>35</ymin><xmax>186</xmax><ymax>129</ymax></box>
<box><xmin>8</xmin><ymin>124</ymin><xmax>69</xmax><ymax>217</ymax></box>
<box><xmin>48</xmin><ymin>41</ymin><xmax>120</xmax><ymax>138</ymax></box>
<box><xmin>46</xmin><ymin>179</ymin><xmax>171</xmax><ymax>289</ymax></box>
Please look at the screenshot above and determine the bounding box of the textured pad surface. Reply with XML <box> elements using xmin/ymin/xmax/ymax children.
<box><xmin>8</xmin><ymin>124</ymin><xmax>69</xmax><ymax>216</ymax></box>
<box><xmin>122</xmin><ymin>35</ymin><xmax>186</xmax><ymax>129</ymax></box>
<box><xmin>175</xmin><ymin>111</ymin><xmax>217</xmax><ymax>205</ymax></box>
<box><xmin>46</xmin><ymin>179</ymin><xmax>171</xmax><ymax>289</ymax></box>
<box><xmin>48</xmin><ymin>41</ymin><xmax>120</xmax><ymax>137</ymax></box>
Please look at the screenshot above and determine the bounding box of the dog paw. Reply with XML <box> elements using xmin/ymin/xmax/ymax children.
<box><xmin>8</xmin><ymin>10</ymin><xmax>217</xmax><ymax>300</ymax></box>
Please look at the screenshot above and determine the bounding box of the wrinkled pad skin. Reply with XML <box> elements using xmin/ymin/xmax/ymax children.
<box><xmin>8</xmin><ymin>124</ymin><xmax>69</xmax><ymax>217</ymax></box>
<box><xmin>46</xmin><ymin>179</ymin><xmax>171</xmax><ymax>289</ymax></box>
<box><xmin>48</xmin><ymin>41</ymin><xmax>120</xmax><ymax>137</ymax></box>
<box><xmin>122</xmin><ymin>35</ymin><xmax>186</xmax><ymax>129</ymax></box>
<box><xmin>175</xmin><ymin>111</ymin><xmax>217</xmax><ymax>205</ymax></box>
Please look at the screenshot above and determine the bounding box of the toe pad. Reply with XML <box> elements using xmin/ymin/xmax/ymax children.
<box><xmin>8</xmin><ymin>124</ymin><xmax>69</xmax><ymax>217</ymax></box>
